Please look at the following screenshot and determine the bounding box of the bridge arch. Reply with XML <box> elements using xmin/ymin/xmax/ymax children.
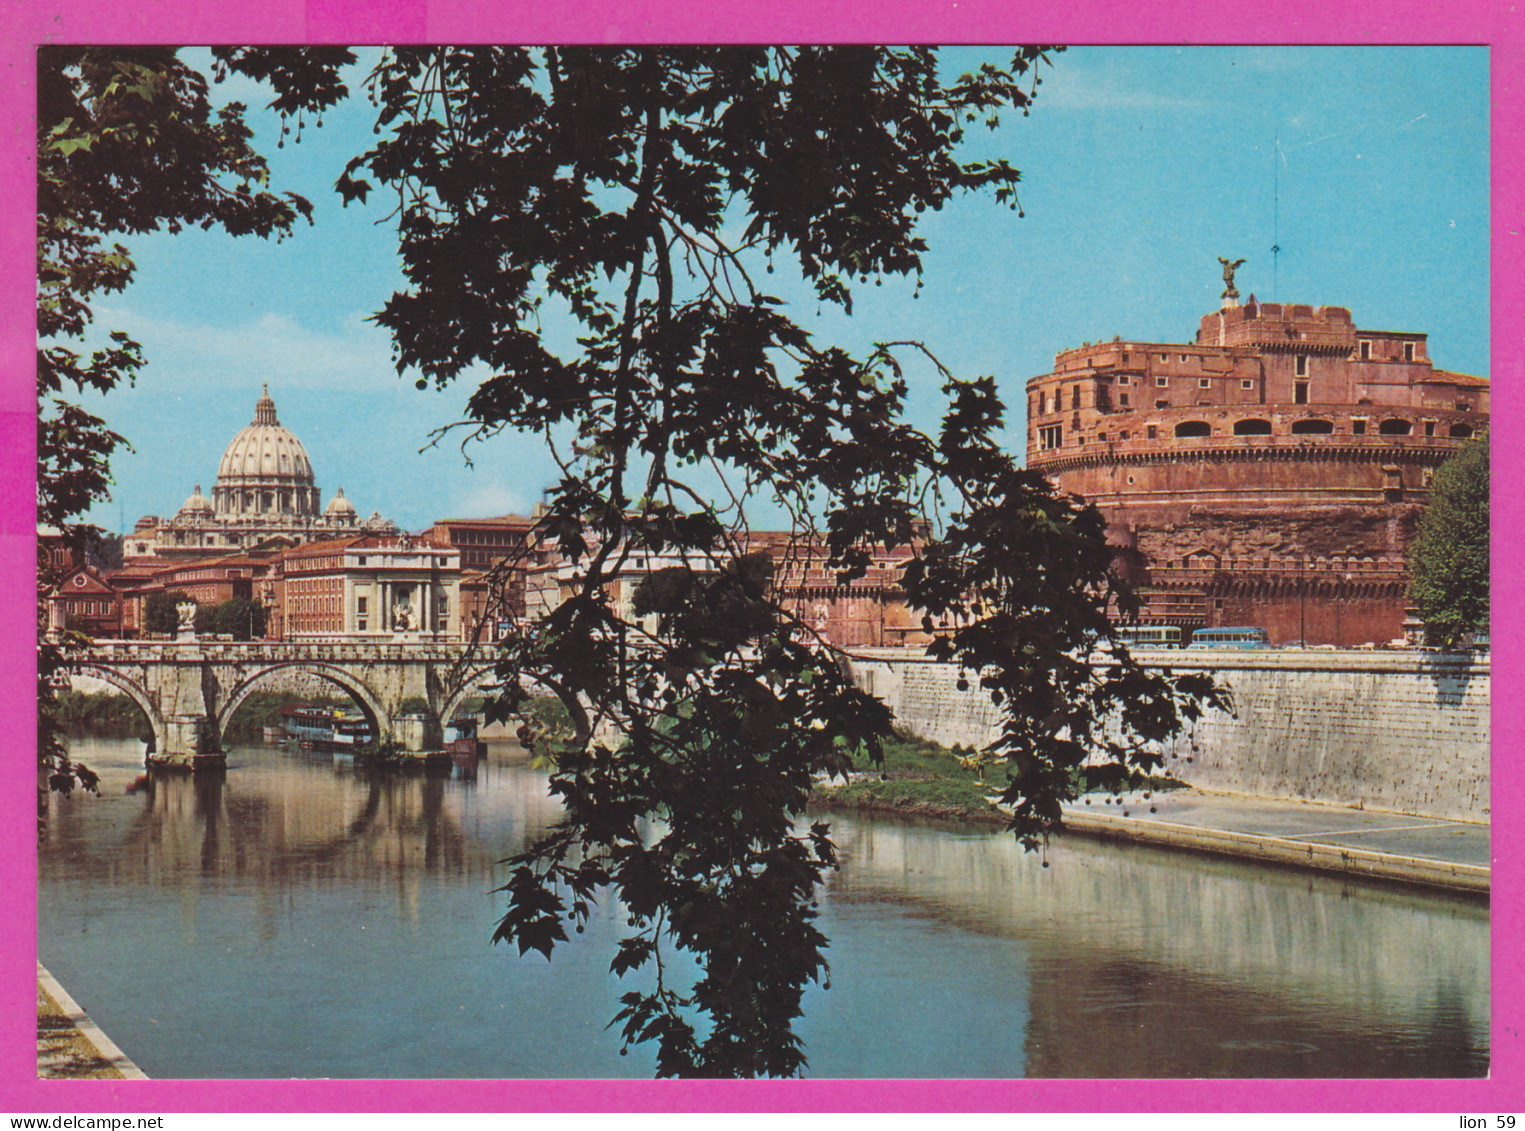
<box><xmin>69</xmin><ymin>664</ymin><xmax>165</xmax><ymax>753</ymax></box>
<box><xmin>217</xmin><ymin>663</ymin><xmax>389</xmax><ymax>749</ymax></box>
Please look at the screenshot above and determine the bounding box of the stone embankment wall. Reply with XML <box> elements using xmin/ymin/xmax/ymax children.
<box><xmin>847</xmin><ymin>648</ymin><xmax>1490</xmax><ymax>823</ymax></box>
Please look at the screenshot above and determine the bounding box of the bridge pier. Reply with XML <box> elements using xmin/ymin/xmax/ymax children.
<box><xmin>147</xmin><ymin>715</ymin><xmax>224</xmax><ymax>770</ymax></box>
<box><xmin>394</xmin><ymin>713</ymin><xmax>444</xmax><ymax>753</ymax></box>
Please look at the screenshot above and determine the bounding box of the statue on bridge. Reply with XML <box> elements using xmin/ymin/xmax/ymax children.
<box><xmin>175</xmin><ymin>600</ymin><xmax>198</xmax><ymax>640</ymax></box>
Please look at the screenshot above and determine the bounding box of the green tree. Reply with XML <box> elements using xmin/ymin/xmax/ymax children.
<box><xmin>211</xmin><ymin>597</ymin><xmax>269</xmax><ymax>640</ymax></box>
<box><xmin>36</xmin><ymin>47</ymin><xmax>352</xmax><ymax>812</ymax></box>
<box><xmin>338</xmin><ymin>47</ymin><xmax>1225</xmax><ymax>1077</ymax></box>
<box><xmin>1409</xmin><ymin>437</ymin><xmax>1490</xmax><ymax>648</ymax></box>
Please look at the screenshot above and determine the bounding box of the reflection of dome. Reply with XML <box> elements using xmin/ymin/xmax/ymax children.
<box><xmin>178</xmin><ymin>484</ymin><xmax>213</xmax><ymax>517</ymax></box>
<box><xmin>325</xmin><ymin>487</ymin><xmax>357</xmax><ymax>517</ymax></box>
<box><xmin>212</xmin><ymin>385</ymin><xmax>320</xmax><ymax>518</ymax></box>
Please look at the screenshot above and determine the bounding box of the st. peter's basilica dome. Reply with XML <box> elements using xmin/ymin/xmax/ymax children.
<box><xmin>125</xmin><ymin>386</ymin><xmax>397</xmax><ymax>561</ymax></box>
<box><xmin>213</xmin><ymin>384</ymin><xmax>320</xmax><ymax>518</ymax></box>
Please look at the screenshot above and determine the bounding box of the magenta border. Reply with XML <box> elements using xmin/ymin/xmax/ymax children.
<box><xmin>5</xmin><ymin>0</ymin><xmax>1518</xmax><ymax>1113</ymax></box>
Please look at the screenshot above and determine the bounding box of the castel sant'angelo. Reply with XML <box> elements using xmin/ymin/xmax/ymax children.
<box><xmin>1025</xmin><ymin>261</ymin><xmax>1488</xmax><ymax>646</ymax></box>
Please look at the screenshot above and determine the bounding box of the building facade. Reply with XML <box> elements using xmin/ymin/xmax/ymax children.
<box><xmin>124</xmin><ymin>386</ymin><xmax>396</xmax><ymax>560</ymax></box>
<box><xmin>1024</xmin><ymin>297</ymin><xmax>1489</xmax><ymax>644</ymax></box>
<box><xmin>275</xmin><ymin>534</ymin><xmax>462</xmax><ymax>641</ymax></box>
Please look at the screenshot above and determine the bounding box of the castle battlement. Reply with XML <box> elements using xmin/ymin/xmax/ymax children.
<box><xmin>1023</xmin><ymin>301</ymin><xmax>1488</xmax><ymax>645</ymax></box>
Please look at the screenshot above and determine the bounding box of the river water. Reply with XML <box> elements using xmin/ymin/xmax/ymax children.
<box><xmin>38</xmin><ymin>736</ymin><xmax>1489</xmax><ymax>1079</ymax></box>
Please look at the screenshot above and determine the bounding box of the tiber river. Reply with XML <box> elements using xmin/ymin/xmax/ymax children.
<box><xmin>38</xmin><ymin>736</ymin><xmax>1489</xmax><ymax>1079</ymax></box>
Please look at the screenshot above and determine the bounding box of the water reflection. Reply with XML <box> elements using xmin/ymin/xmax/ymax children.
<box><xmin>39</xmin><ymin>738</ymin><xmax>1488</xmax><ymax>1079</ymax></box>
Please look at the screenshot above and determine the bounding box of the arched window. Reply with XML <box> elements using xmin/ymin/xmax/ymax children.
<box><xmin>1378</xmin><ymin>419</ymin><xmax>1412</xmax><ymax>436</ymax></box>
<box><xmin>1449</xmin><ymin>423</ymin><xmax>1474</xmax><ymax>439</ymax></box>
<box><xmin>1233</xmin><ymin>418</ymin><xmax>1272</xmax><ymax>436</ymax></box>
<box><xmin>1174</xmin><ymin>421</ymin><xmax>1211</xmax><ymax>438</ymax></box>
<box><xmin>1291</xmin><ymin>419</ymin><xmax>1334</xmax><ymax>435</ymax></box>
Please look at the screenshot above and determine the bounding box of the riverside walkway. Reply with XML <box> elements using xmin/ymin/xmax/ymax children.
<box><xmin>37</xmin><ymin>963</ymin><xmax>147</xmax><ymax>1080</ymax></box>
<box><xmin>1060</xmin><ymin>787</ymin><xmax>1489</xmax><ymax>896</ymax></box>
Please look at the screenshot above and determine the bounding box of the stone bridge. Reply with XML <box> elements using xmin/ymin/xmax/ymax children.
<box><xmin>68</xmin><ymin>639</ymin><xmax>502</xmax><ymax>768</ymax></box>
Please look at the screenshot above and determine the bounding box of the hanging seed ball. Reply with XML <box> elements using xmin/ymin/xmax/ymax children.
<box><xmin>1123</xmin><ymin>809</ymin><xmax>1130</xmax><ymax>817</ymax></box>
<box><xmin>1150</xmin><ymin>806</ymin><xmax>1158</xmax><ymax>813</ymax></box>
<box><xmin>1041</xmin><ymin>860</ymin><xmax>1050</xmax><ymax>869</ymax></box>
<box><xmin>1084</xmin><ymin>798</ymin><xmax>1091</xmax><ymax>805</ymax></box>
<box><xmin>575</xmin><ymin>925</ymin><xmax>584</xmax><ymax>934</ymax></box>
<box><xmin>1143</xmin><ymin>791</ymin><xmax>1152</xmax><ymax>799</ymax></box>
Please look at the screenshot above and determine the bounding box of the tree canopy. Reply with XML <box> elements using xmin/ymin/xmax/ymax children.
<box><xmin>34</xmin><ymin>45</ymin><xmax>1227</xmax><ymax>1075</ymax></box>
<box><xmin>1408</xmin><ymin>437</ymin><xmax>1490</xmax><ymax>648</ymax></box>
<box><xmin>331</xmin><ymin>46</ymin><xmax>1226</xmax><ymax>1077</ymax></box>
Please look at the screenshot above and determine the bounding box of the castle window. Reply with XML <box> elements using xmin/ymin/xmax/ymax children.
<box><xmin>1456</xmin><ymin>401</ymin><xmax>1470</xmax><ymax>412</ymax></box>
<box><xmin>1449</xmin><ymin>423</ymin><xmax>1475</xmax><ymax>439</ymax></box>
<box><xmin>1039</xmin><ymin>424</ymin><xmax>1063</xmax><ymax>450</ymax></box>
<box><xmin>1378</xmin><ymin>419</ymin><xmax>1412</xmax><ymax>436</ymax></box>
<box><xmin>1159</xmin><ymin>354</ymin><xmax>1167</xmax><ymax>363</ymax></box>
<box><xmin>1120</xmin><ymin>394</ymin><xmax>1130</xmax><ymax>407</ymax></box>
<box><xmin>1295</xmin><ymin>381</ymin><xmax>1309</xmax><ymax>405</ymax></box>
<box><xmin>1241</xmin><ymin>379</ymin><xmax>1255</xmax><ymax>390</ymax></box>
<box><xmin>1072</xmin><ymin>387</ymin><xmax>1081</xmax><ymax>410</ymax></box>
<box><xmin>1119</xmin><ymin>431</ymin><xmax>1130</xmax><ymax>441</ymax></box>
<box><xmin>1424</xmin><ymin>420</ymin><xmax>1436</xmax><ymax>437</ymax></box>
<box><xmin>1156</xmin><ymin>376</ymin><xmax>1168</xmax><ymax>387</ymax></box>
<box><xmin>1198</xmin><ymin>378</ymin><xmax>1211</xmax><ymax>389</ymax></box>
<box><xmin>1405</xmin><ymin>342</ymin><xmax>1415</xmax><ymax>361</ymax></box>
<box><xmin>1174</xmin><ymin>421</ymin><xmax>1211</xmax><ymax>438</ymax></box>
<box><xmin>1117</xmin><ymin>376</ymin><xmax>1130</xmax><ymax>386</ymax></box>
<box><xmin>1040</xmin><ymin>392</ymin><xmax>1047</xmax><ymax>414</ymax></box>
<box><xmin>1234</xmin><ymin>419</ymin><xmax>1272</xmax><ymax>436</ymax></box>
<box><xmin>1180</xmin><ymin>354</ymin><xmax>1188</xmax><ymax>363</ymax></box>
<box><xmin>1147</xmin><ymin>426</ymin><xmax>1158</xmax><ymax>440</ymax></box>
<box><xmin>1359</xmin><ymin>340</ymin><xmax>1371</xmax><ymax>360</ymax></box>
<box><xmin>1352</xmin><ymin>419</ymin><xmax>1367</xmax><ymax>435</ymax></box>
<box><xmin>1155</xmin><ymin>399</ymin><xmax>1170</xmax><ymax>409</ymax></box>
<box><xmin>1291</xmin><ymin>419</ymin><xmax>1333</xmax><ymax>435</ymax></box>
<box><xmin>1295</xmin><ymin>355</ymin><xmax>1308</xmax><ymax>376</ymax></box>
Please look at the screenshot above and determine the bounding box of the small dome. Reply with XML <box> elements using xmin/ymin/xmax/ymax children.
<box><xmin>179</xmin><ymin>484</ymin><xmax>213</xmax><ymax>516</ymax></box>
<box><xmin>325</xmin><ymin>487</ymin><xmax>357</xmax><ymax>517</ymax></box>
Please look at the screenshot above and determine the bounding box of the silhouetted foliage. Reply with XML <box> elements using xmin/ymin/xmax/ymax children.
<box><xmin>1409</xmin><ymin>437</ymin><xmax>1489</xmax><ymax>648</ymax></box>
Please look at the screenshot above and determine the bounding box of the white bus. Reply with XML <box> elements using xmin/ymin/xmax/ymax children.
<box><xmin>1114</xmin><ymin>624</ymin><xmax>1183</xmax><ymax>648</ymax></box>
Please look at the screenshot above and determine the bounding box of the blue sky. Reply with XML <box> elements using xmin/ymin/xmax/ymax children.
<box><xmin>75</xmin><ymin>45</ymin><xmax>1490</xmax><ymax>535</ymax></box>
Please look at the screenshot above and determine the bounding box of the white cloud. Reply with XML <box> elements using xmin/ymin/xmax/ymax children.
<box><xmin>95</xmin><ymin>306</ymin><xmax>397</xmax><ymax>392</ymax></box>
<box><xmin>450</xmin><ymin>482</ymin><xmax>532</xmax><ymax>520</ymax></box>
<box><xmin>1039</xmin><ymin>71</ymin><xmax>1208</xmax><ymax>113</ymax></box>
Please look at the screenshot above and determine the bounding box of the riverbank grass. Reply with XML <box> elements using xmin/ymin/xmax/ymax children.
<box><xmin>812</xmin><ymin>733</ymin><xmax>1004</xmax><ymax>821</ymax></box>
<box><xmin>811</xmin><ymin>732</ymin><xmax>1190</xmax><ymax>825</ymax></box>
